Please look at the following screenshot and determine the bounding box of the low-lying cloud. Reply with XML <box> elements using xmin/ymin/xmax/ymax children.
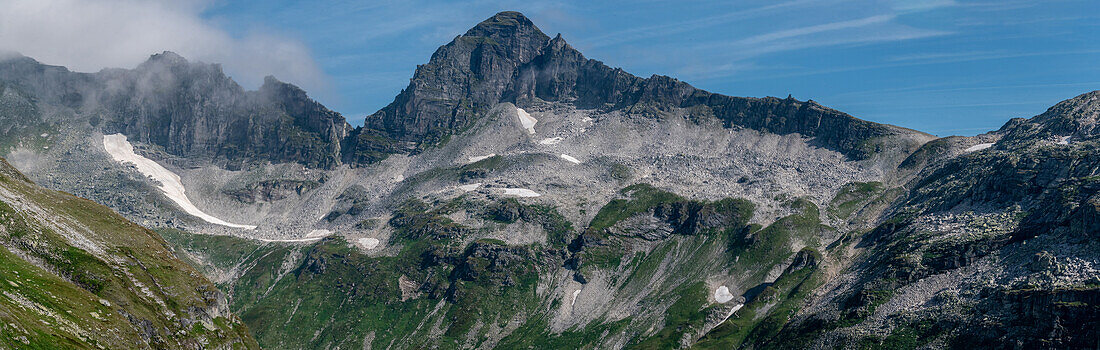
<box><xmin>0</xmin><ymin>0</ymin><xmax>327</xmax><ymax>93</ymax></box>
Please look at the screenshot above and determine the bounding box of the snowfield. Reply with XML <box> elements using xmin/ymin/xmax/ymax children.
<box><xmin>103</xmin><ymin>134</ymin><xmax>257</xmax><ymax>230</ymax></box>
<box><xmin>538</xmin><ymin>137</ymin><xmax>562</xmax><ymax>145</ymax></box>
<box><xmin>560</xmin><ymin>154</ymin><xmax>581</xmax><ymax>164</ymax></box>
<box><xmin>714</xmin><ymin>286</ymin><xmax>735</xmax><ymax>303</ymax></box>
<box><xmin>458</xmin><ymin>183</ymin><xmax>483</xmax><ymax>192</ymax></box>
<box><xmin>468</xmin><ymin>154</ymin><xmax>496</xmax><ymax>163</ymax></box>
<box><xmin>516</xmin><ymin>107</ymin><xmax>537</xmax><ymax>134</ymax></box>
<box><xmin>359</xmin><ymin>237</ymin><xmax>380</xmax><ymax>249</ymax></box>
<box><xmin>964</xmin><ymin>143</ymin><xmax>994</xmax><ymax>152</ymax></box>
<box><xmin>500</xmin><ymin>188</ymin><xmax>541</xmax><ymax>197</ymax></box>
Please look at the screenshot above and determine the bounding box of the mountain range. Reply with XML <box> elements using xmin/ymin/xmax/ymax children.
<box><xmin>0</xmin><ymin>11</ymin><xmax>1096</xmax><ymax>349</ymax></box>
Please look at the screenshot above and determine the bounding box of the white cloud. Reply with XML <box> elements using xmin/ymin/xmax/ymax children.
<box><xmin>0</xmin><ymin>0</ymin><xmax>327</xmax><ymax>93</ymax></box>
<box><xmin>737</xmin><ymin>15</ymin><xmax>896</xmax><ymax>45</ymax></box>
<box><xmin>889</xmin><ymin>0</ymin><xmax>957</xmax><ymax>12</ymax></box>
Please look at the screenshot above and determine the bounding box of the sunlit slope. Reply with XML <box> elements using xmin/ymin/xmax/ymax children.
<box><xmin>0</xmin><ymin>158</ymin><xmax>257</xmax><ymax>349</ymax></box>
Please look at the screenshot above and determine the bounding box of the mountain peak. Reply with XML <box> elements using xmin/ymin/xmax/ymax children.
<box><xmin>464</xmin><ymin>11</ymin><xmax>541</xmax><ymax>38</ymax></box>
<box><xmin>1031</xmin><ymin>90</ymin><xmax>1100</xmax><ymax>138</ymax></box>
<box><xmin>144</xmin><ymin>51</ymin><xmax>188</xmax><ymax>65</ymax></box>
<box><xmin>365</xmin><ymin>11</ymin><xmax>551</xmax><ymax>143</ymax></box>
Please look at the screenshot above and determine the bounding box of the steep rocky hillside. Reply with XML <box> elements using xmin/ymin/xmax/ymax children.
<box><xmin>0</xmin><ymin>158</ymin><xmax>257</xmax><ymax>349</ymax></box>
<box><xmin>753</xmin><ymin>91</ymin><xmax>1100</xmax><ymax>349</ymax></box>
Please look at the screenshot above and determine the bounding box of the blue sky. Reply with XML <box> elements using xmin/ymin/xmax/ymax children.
<box><xmin>198</xmin><ymin>0</ymin><xmax>1100</xmax><ymax>136</ymax></box>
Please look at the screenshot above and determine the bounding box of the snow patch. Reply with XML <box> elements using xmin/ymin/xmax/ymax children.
<box><xmin>964</xmin><ymin>143</ymin><xmax>994</xmax><ymax>152</ymax></box>
<box><xmin>538</xmin><ymin>137</ymin><xmax>562</xmax><ymax>145</ymax></box>
<box><xmin>730</xmin><ymin>303</ymin><xmax>744</xmax><ymax>313</ymax></box>
<box><xmin>714</xmin><ymin>286</ymin><xmax>735</xmax><ymax>303</ymax></box>
<box><xmin>500</xmin><ymin>188</ymin><xmax>541</xmax><ymax>197</ymax></box>
<box><xmin>255</xmin><ymin>236</ymin><xmax>326</xmax><ymax>243</ymax></box>
<box><xmin>468</xmin><ymin>154</ymin><xmax>496</xmax><ymax>163</ymax></box>
<box><xmin>458</xmin><ymin>183</ymin><xmax>482</xmax><ymax>192</ymax></box>
<box><xmin>359</xmin><ymin>238</ymin><xmax>380</xmax><ymax>249</ymax></box>
<box><xmin>516</xmin><ymin>107</ymin><xmax>537</xmax><ymax>134</ymax></box>
<box><xmin>102</xmin><ymin>134</ymin><xmax>256</xmax><ymax>230</ymax></box>
<box><xmin>1057</xmin><ymin>135</ymin><xmax>1071</xmax><ymax>145</ymax></box>
<box><xmin>560</xmin><ymin>154</ymin><xmax>581</xmax><ymax>164</ymax></box>
<box><xmin>571</xmin><ymin>289</ymin><xmax>581</xmax><ymax>306</ymax></box>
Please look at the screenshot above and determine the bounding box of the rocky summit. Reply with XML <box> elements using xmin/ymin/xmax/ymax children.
<box><xmin>0</xmin><ymin>10</ymin><xmax>1097</xmax><ymax>350</ymax></box>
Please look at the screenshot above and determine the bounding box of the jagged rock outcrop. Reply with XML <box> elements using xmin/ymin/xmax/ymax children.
<box><xmin>0</xmin><ymin>52</ymin><xmax>351</xmax><ymax>169</ymax></box>
<box><xmin>1000</xmin><ymin>90</ymin><xmax>1100</xmax><ymax>145</ymax></box>
<box><xmin>364</xmin><ymin>11</ymin><xmax>551</xmax><ymax>145</ymax></box>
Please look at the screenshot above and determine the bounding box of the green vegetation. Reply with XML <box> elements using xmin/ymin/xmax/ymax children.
<box><xmin>154</xmin><ymin>181</ymin><xmax>836</xmax><ymax>349</ymax></box>
<box><xmin>160</xmin><ymin>196</ymin><xmax>563</xmax><ymax>349</ymax></box>
<box><xmin>480</xmin><ymin>198</ymin><xmax>575</xmax><ymax>248</ymax></box>
<box><xmin>587</xmin><ymin>184</ymin><xmax>686</xmax><ymax>234</ymax></box>
<box><xmin>694</xmin><ymin>250</ymin><xmax>824</xmax><ymax>349</ymax></box>
<box><xmin>498</xmin><ymin>317</ymin><xmax>633</xmax><ymax>349</ymax></box>
<box><xmin>0</xmin><ymin>159</ymin><xmax>257</xmax><ymax>349</ymax></box>
<box><xmin>630</xmin><ymin>282</ymin><xmax>711</xmax><ymax>349</ymax></box>
<box><xmin>608</xmin><ymin>162</ymin><xmax>634</xmax><ymax>182</ymax></box>
<box><xmin>874</xmin><ymin>318</ymin><xmax>942</xmax><ymax>349</ymax></box>
<box><xmin>829</xmin><ymin>181</ymin><xmax>884</xmax><ymax>219</ymax></box>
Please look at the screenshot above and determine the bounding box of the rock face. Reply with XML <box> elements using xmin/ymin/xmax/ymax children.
<box><xmin>0</xmin><ymin>52</ymin><xmax>351</xmax><ymax>169</ymax></box>
<box><xmin>365</xmin><ymin>11</ymin><xmax>551</xmax><ymax>145</ymax></box>
<box><xmin>364</xmin><ymin>11</ymin><xmax>925</xmax><ymax>159</ymax></box>
<box><xmin>756</xmin><ymin>91</ymin><xmax>1100</xmax><ymax>349</ymax></box>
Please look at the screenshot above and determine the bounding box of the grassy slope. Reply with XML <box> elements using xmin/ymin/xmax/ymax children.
<box><xmin>0</xmin><ymin>159</ymin><xmax>257</xmax><ymax>349</ymax></box>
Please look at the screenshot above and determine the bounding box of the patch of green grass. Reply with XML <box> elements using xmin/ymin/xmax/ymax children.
<box><xmin>158</xmin><ymin>228</ymin><xmax>268</xmax><ymax>271</ymax></box>
<box><xmin>582</xmin><ymin>245</ymin><xmax>626</xmax><ymax>270</ymax></box>
<box><xmin>629</xmin><ymin>282</ymin><xmax>711</xmax><ymax>349</ymax></box>
<box><xmin>608</xmin><ymin>163</ymin><xmax>634</xmax><ymax>182</ymax></box>
<box><xmin>694</xmin><ymin>254</ymin><xmax>824</xmax><ymax>349</ymax></box>
<box><xmin>874</xmin><ymin>318</ymin><xmax>942</xmax><ymax>349</ymax></box>
<box><xmin>0</xmin><ymin>161</ymin><xmax>257</xmax><ymax>349</ymax></box>
<box><xmin>497</xmin><ymin>316</ymin><xmax>633</xmax><ymax>349</ymax></box>
<box><xmin>829</xmin><ymin>182</ymin><xmax>884</xmax><ymax>219</ymax></box>
<box><xmin>587</xmin><ymin>184</ymin><xmax>686</xmax><ymax>234</ymax></box>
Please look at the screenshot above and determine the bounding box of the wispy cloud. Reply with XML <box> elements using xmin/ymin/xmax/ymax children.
<box><xmin>576</xmin><ymin>0</ymin><xmax>831</xmax><ymax>49</ymax></box>
<box><xmin>702</xmin><ymin>48</ymin><xmax>1100</xmax><ymax>84</ymax></box>
<box><xmin>0</xmin><ymin>0</ymin><xmax>327</xmax><ymax>93</ymax></box>
<box><xmin>887</xmin><ymin>49</ymin><xmax>1100</xmax><ymax>65</ymax></box>
<box><xmin>734</xmin><ymin>15</ymin><xmax>899</xmax><ymax>45</ymax></box>
<box><xmin>824</xmin><ymin>81</ymin><xmax>1100</xmax><ymax>101</ymax></box>
<box><xmin>675</xmin><ymin>14</ymin><xmax>949</xmax><ymax>80</ymax></box>
<box><xmin>889</xmin><ymin>0</ymin><xmax>957</xmax><ymax>12</ymax></box>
